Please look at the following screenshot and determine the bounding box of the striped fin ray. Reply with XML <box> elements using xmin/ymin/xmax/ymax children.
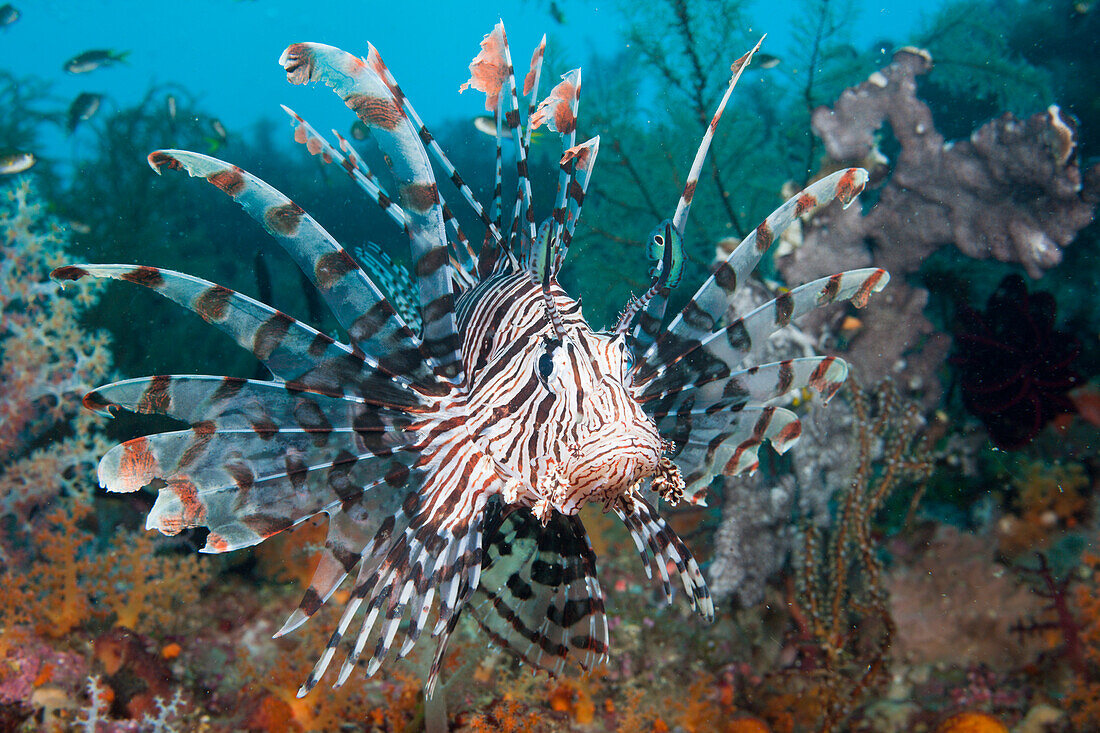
<box><xmin>531</xmin><ymin>69</ymin><xmax>581</xmax><ymax>257</ymax></box>
<box><xmin>51</xmin><ymin>265</ymin><xmax>434</xmax><ymax>401</ymax></box>
<box><xmin>280</xmin><ymin>105</ymin><xmax>412</xmax><ymax>235</ymax></box>
<box><xmin>634</xmin><ymin>268</ymin><xmax>890</xmax><ymax>393</ymax></box>
<box><xmin>275</xmin><ymin>505</ymin><xmax>393</xmax><ymax>638</ymax></box>
<box><xmin>327</xmin><ymin>130</ymin><xmax>480</xmax><ymax>286</ymax></box>
<box><xmin>365</xmin><ymin>50</ymin><xmax>508</xmax><ymax>275</ymax></box>
<box><xmin>639</xmin><ymin>168</ymin><xmax>870</xmax><ymax>351</ymax></box>
<box><xmin>520</xmin><ymin>135</ymin><xmax>599</xmax><ymax>283</ymax></box>
<box><xmin>629</xmin><ymin>39</ymin><xmax>763</xmax><ymax>348</ymax></box>
<box><xmin>521</xmin><ymin>36</ymin><xmax>547</xmax><ymax>156</ymax></box>
<box><xmin>556</xmin><ymin>137</ymin><xmax>600</xmax><ymax>275</ymax></box>
<box><xmin>469</xmin><ymin>503</ymin><xmax>609</xmax><ymax>676</ymax></box>
<box><xmin>640</xmin><ymin>356</ymin><xmax>849</xmax><ymax>415</ymax></box>
<box><xmin>615</xmin><ymin>497</ymin><xmax>712</xmax><ymax>618</ymax></box>
<box><xmin>490</xmin><ymin>105</ymin><xmax>504</xmax><ymax>239</ymax></box>
<box><xmin>299</xmin><ymin>432</ymin><xmax>506</xmax><ymax>696</ymax></box>
<box><xmin>497</xmin><ymin>25</ymin><xmax>538</xmax><ymax>250</ymax></box>
<box><xmin>671</xmin><ymin>405</ymin><xmax>803</xmax><ymax>502</ymax></box>
<box><xmin>300</xmin><ymin>504</ymin><xmax>487</xmax><ymax>697</ymax></box>
<box><xmin>146</xmin><ymin>150</ymin><xmax>428</xmax><ymax>366</ymax></box>
<box><xmin>460</xmin><ymin>22</ymin><xmax>519</xmax><ymax>276</ymax></box>
<box><xmin>81</xmin><ymin>376</ymin><xmax>417</xmax><ymax>433</ymax></box>
<box><xmin>97</xmin><ymin>426</ymin><xmax>416</xmax><ymax>549</ymax></box>
<box><xmin>280</xmin><ymin>42</ymin><xmax>462</xmax><ymax>381</ymax></box>
<box><xmin>290</xmin><ymin>117</ymin><xmax>479</xmax><ymax>288</ymax></box>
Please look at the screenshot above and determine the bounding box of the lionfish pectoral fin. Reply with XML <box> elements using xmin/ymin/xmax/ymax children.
<box><xmin>639</xmin><ymin>167</ymin><xmax>872</xmax><ymax>357</ymax></box>
<box><xmin>296</xmin><ymin>440</ymin><xmax>502</xmax><ymax>694</ymax></box>
<box><xmin>52</xmin><ymin>265</ymin><xmax>432</xmax><ymax>402</ymax></box>
<box><xmin>641</xmin><ymin>356</ymin><xmax>850</xmax><ymax>420</ymax></box>
<box><xmin>274</xmin><ymin>507</ymin><xmax>379</xmax><ymax>638</ymax></box>
<box><xmin>615</xmin><ymin>497</ymin><xmax>713</xmax><ymax>620</ymax></box>
<box><xmin>468</xmin><ymin>502</ymin><xmax>610</xmax><ymax>676</ymax></box>
<box><xmin>666</xmin><ymin>405</ymin><xmax>802</xmax><ymax>504</ymax></box>
<box><xmin>147</xmin><ymin>150</ymin><xmax>427</xmax><ymax>368</ymax></box>
<box><xmin>635</xmin><ymin>268</ymin><xmax>888</xmax><ymax>389</ymax></box>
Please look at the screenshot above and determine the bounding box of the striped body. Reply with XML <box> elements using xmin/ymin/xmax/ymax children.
<box><xmin>53</xmin><ymin>23</ymin><xmax>890</xmax><ymax>696</ymax></box>
<box><xmin>457</xmin><ymin>272</ymin><xmax>661</xmax><ymax>518</ymax></box>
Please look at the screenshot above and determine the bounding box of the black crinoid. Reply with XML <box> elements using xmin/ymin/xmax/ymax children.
<box><xmin>951</xmin><ymin>274</ymin><xmax>1081</xmax><ymax>449</ymax></box>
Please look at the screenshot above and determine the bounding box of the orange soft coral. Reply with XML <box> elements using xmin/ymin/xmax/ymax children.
<box><xmin>934</xmin><ymin>711</ymin><xmax>1009</xmax><ymax>733</ymax></box>
<box><xmin>1066</xmin><ymin>552</ymin><xmax>1100</xmax><ymax>728</ymax></box>
<box><xmin>997</xmin><ymin>460</ymin><xmax>1089</xmax><ymax>555</ymax></box>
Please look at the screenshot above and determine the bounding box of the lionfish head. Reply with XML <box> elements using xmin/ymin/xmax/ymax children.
<box><xmin>540</xmin><ymin>325</ymin><xmax>662</xmax><ymax>514</ymax></box>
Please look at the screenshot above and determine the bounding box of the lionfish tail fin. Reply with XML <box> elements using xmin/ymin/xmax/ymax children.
<box><xmin>470</xmin><ymin>504</ymin><xmax>610</xmax><ymax>676</ymax></box>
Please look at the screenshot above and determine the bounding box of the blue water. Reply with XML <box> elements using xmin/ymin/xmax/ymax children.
<box><xmin>6</xmin><ymin>0</ymin><xmax>942</xmax><ymax>166</ymax></box>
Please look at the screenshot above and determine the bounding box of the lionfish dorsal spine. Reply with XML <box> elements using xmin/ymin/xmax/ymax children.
<box><xmin>279</xmin><ymin>105</ymin><xmax>412</xmax><ymax>236</ymax></box>
<box><xmin>626</xmin><ymin>37</ymin><xmax>764</xmax><ymax>347</ymax></box>
<box><xmin>279</xmin><ymin>41</ymin><xmax>462</xmax><ymax>382</ymax></box>
<box><xmin>521</xmin><ymin>35</ymin><xmax>548</xmax><ymax>154</ymax></box>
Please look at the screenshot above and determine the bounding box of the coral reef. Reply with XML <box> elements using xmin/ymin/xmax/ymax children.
<box><xmin>1066</xmin><ymin>551</ymin><xmax>1100</xmax><ymax>728</ymax></box>
<box><xmin>885</xmin><ymin>528</ymin><xmax>1047</xmax><ymax>669</ymax></box>
<box><xmin>778</xmin><ymin>379</ymin><xmax>931</xmax><ymax>732</ymax></box>
<box><xmin>808</xmin><ymin>47</ymin><xmax>1098</xmax><ymax>277</ymax></box>
<box><xmin>995</xmin><ymin>460</ymin><xmax>1090</xmax><ymax>555</ymax></box>
<box><xmin>779</xmin><ymin>46</ymin><xmax>1099</xmax><ymax>405</ymax></box>
<box><xmin>0</xmin><ymin>179</ymin><xmax>113</xmax><ymax>523</ymax></box>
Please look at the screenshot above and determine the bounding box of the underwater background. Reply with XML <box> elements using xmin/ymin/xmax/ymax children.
<box><xmin>1</xmin><ymin>0</ymin><xmax>1098</xmax><ymax>731</ymax></box>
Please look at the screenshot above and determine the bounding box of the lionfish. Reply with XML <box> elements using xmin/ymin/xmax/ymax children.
<box><xmin>53</xmin><ymin>23</ymin><xmax>887</xmax><ymax>696</ymax></box>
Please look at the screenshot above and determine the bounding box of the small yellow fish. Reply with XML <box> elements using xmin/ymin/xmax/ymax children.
<box><xmin>841</xmin><ymin>315</ymin><xmax>863</xmax><ymax>332</ymax></box>
<box><xmin>0</xmin><ymin>151</ymin><xmax>35</xmax><ymax>175</ymax></box>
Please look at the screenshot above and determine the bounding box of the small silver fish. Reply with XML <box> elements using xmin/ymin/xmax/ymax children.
<box><xmin>204</xmin><ymin>118</ymin><xmax>228</xmax><ymax>153</ymax></box>
<box><xmin>0</xmin><ymin>151</ymin><xmax>35</xmax><ymax>175</ymax></box>
<box><xmin>472</xmin><ymin>113</ymin><xmax>542</xmax><ymax>141</ymax></box>
<box><xmin>67</xmin><ymin>92</ymin><xmax>102</xmax><ymax>133</ymax></box>
<box><xmin>64</xmin><ymin>49</ymin><xmax>129</xmax><ymax>74</ymax></box>
<box><xmin>754</xmin><ymin>53</ymin><xmax>781</xmax><ymax>70</ymax></box>
<box><xmin>166</xmin><ymin>94</ymin><xmax>177</xmax><ymax>121</ymax></box>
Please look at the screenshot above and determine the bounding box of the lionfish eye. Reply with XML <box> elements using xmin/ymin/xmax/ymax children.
<box><xmin>537</xmin><ymin>338</ymin><xmax>561</xmax><ymax>381</ymax></box>
<box><xmin>538</xmin><ymin>351</ymin><xmax>555</xmax><ymax>380</ymax></box>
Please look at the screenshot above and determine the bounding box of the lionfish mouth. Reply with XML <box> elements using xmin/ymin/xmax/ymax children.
<box><xmin>559</xmin><ymin>426</ymin><xmax>663</xmax><ymax>513</ymax></box>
